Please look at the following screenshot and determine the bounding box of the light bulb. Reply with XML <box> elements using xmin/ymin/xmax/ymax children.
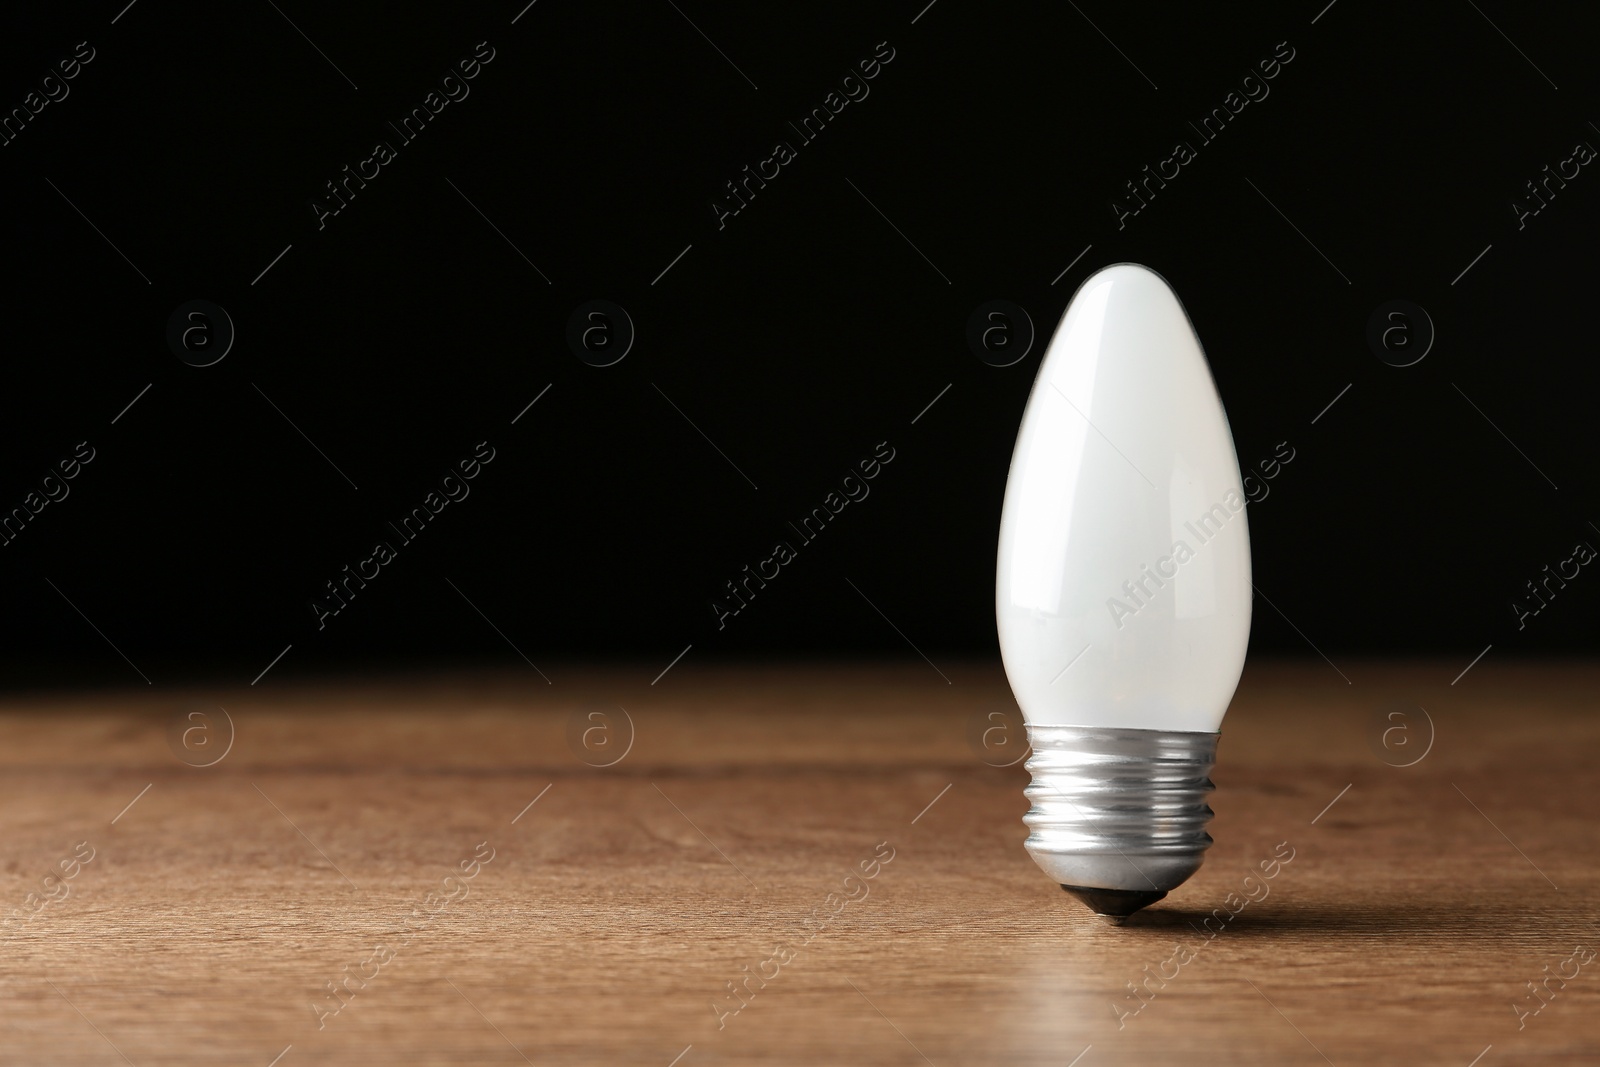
<box><xmin>996</xmin><ymin>263</ymin><xmax>1252</xmax><ymax>924</ymax></box>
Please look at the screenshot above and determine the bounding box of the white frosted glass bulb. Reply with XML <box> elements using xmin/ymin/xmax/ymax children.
<box><xmin>996</xmin><ymin>263</ymin><xmax>1252</xmax><ymax>924</ymax></box>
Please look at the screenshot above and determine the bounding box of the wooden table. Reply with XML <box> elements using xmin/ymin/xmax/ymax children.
<box><xmin>1</xmin><ymin>660</ymin><xmax>1595</xmax><ymax>1065</ymax></box>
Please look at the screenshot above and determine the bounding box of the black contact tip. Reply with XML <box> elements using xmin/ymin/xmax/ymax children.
<box><xmin>1060</xmin><ymin>884</ymin><xmax>1168</xmax><ymax>924</ymax></box>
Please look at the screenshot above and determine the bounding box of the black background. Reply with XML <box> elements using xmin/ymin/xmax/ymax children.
<box><xmin>1</xmin><ymin>0</ymin><xmax>1595</xmax><ymax>688</ymax></box>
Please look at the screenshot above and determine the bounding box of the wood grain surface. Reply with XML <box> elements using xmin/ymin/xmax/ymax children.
<box><xmin>1</xmin><ymin>659</ymin><xmax>1596</xmax><ymax>1065</ymax></box>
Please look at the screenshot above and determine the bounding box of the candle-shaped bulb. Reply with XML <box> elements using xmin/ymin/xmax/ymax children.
<box><xmin>996</xmin><ymin>263</ymin><xmax>1252</xmax><ymax>924</ymax></box>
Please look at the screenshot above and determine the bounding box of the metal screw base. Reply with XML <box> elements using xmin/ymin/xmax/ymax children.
<box><xmin>1023</xmin><ymin>724</ymin><xmax>1218</xmax><ymax>917</ymax></box>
